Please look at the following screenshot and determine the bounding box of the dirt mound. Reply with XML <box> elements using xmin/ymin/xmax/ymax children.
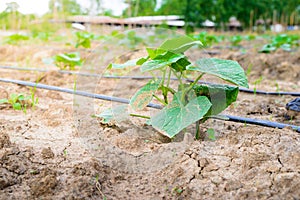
<box><xmin>219</xmin><ymin>49</ymin><xmax>300</xmax><ymax>83</ymax></box>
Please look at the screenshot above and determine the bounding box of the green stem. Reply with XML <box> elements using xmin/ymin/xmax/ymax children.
<box><xmin>163</xmin><ymin>68</ymin><xmax>172</xmax><ymax>104</ymax></box>
<box><xmin>171</xmin><ymin>69</ymin><xmax>183</xmax><ymax>88</ymax></box>
<box><xmin>166</xmin><ymin>67</ymin><xmax>172</xmax><ymax>88</ymax></box>
<box><xmin>130</xmin><ymin>113</ymin><xmax>150</xmax><ymax>119</ymax></box>
<box><xmin>161</xmin><ymin>68</ymin><xmax>166</xmax><ymax>86</ymax></box>
<box><xmin>153</xmin><ymin>94</ymin><xmax>167</xmax><ymax>106</ymax></box>
<box><xmin>171</xmin><ymin>70</ymin><xmax>186</xmax><ymax>103</ymax></box>
<box><xmin>187</xmin><ymin>73</ymin><xmax>205</xmax><ymax>93</ymax></box>
<box><xmin>195</xmin><ymin>120</ymin><xmax>200</xmax><ymax>140</ymax></box>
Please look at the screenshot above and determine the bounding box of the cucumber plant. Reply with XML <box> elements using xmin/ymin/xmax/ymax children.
<box><xmin>74</xmin><ymin>31</ymin><xmax>94</xmax><ymax>48</ymax></box>
<box><xmin>52</xmin><ymin>52</ymin><xmax>83</xmax><ymax>70</ymax></box>
<box><xmin>0</xmin><ymin>91</ymin><xmax>38</xmax><ymax>113</ymax></box>
<box><xmin>259</xmin><ymin>34</ymin><xmax>299</xmax><ymax>53</ymax></box>
<box><xmin>97</xmin><ymin>36</ymin><xmax>248</xmax><ymax>139</ymax></box>
<box><xmin>3</xmin><ymin>34</ymin><xmax>30</xmax><ymax>45</ymax></box>
<box><xmin>191</xmin><ymin>32</ymin><xmax>223</xmax><ymax>47</ymax></box>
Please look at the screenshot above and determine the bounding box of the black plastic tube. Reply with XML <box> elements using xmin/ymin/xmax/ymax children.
<box><xmin>0</xmin><ymin>78</ymin><xmax>162</xmax><ymax>109</ymax></box>
<box><xmin>1</xmin><ymin>65</ymin><xmax>300</xmax><ymax>96</ymax></box>
<box><xmin>0</xmin><ymin>78</ymin><xmax>299</xmax><ymax>133</ymax></box>
<box><xmin>221</xmin><ymin>115</ymin><xmax>300</xmax><ymax>132</ymax></box>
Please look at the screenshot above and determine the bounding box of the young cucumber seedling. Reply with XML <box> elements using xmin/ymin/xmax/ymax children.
<box><xmin>0</xmin><ymin>90</ymin><xmax>38</xmax><ymax>114</ymax></box>
<box><xmin>96</xmin><ymin>35</ymin><xmax>249</xmax><ymax>139</ymax></box>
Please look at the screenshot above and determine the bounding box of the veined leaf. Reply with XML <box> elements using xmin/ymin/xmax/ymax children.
<box><xmin>146</xmin><ymin>48</ymin><xmax>167</xmax><ymax>59</ymax></box>
<box><xmin>95</xmin><ymin>105</ymin><xmax>128</xmax><ymax>123</ymax></box>
<box><xmin>207</xmin><ymin>128</ymin><xmax>216</xmax><ymax>141</ymax></box>
<box><xmin>130</xmin><ymin>80</ymin><xmax>160</xmax><ymax>111</ymax></box>
<box><xmin>56</xmin><ymin>52</ymin><xmax>81</xmax><ymax>63</ymax></box>
<box><xmin>12</xmin><ymin>102</ymin><xmax>22</xmax><ymax>110</ymax></box>
<box><xmin>193</xmin><ymin>84</ymin><xmax>239</xmax><ymax>116</ymax></box>
<box><xmin>159</xmin><ymin>35</ymin><xmax>202</xmax><ymax>54</ymax></box>
<box><xmin>141</xmin><ymin>51</ymin><xmax>185</xmax><ymax>72</ymax></box>
<box><xmin>170</xmin><ymin>57</ymin><xmax>191</xmax><ymax>72</ymax></box>
<box><xmin>259</xmin><ymin>44</ymin><xmax>276</xmax><ymax>53</ymax></box>
<box><xmin>280</xmin><ymin>44</ymin><xmax>291</xmax><ymax>51</ymax></box>
<box><xmin>0</xmin><ymin>99</ymin><xmax>8</xmax><ymax>104</ymax></box>
<box><xmin>108</xmin><ymin>58</ymin><xmax>139</xmax><ymax>69</ymax></box>
<box><xmin>188</xmin><ymin>58</ymin><xmax>249</xmax><ymax>88</ymax></box>
<box><xmin>136</xmin><ymin>56</ymin><xmax>149</xmax><ymax>65</ymax></box>
<box><xmin>151</xmin><ymin>92</ymin><xmax>211</xmax><ymax>138</ymax></box>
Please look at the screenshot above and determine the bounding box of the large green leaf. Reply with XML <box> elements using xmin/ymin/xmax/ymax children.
<box><xmin>193</xmin><ymin>84</ymin><xmax>239</xmax><ymax>116</ymax></box>
<box><xmin>130</xmin><ymin>80</ymin><xmax>160</xmax><ymax>111</ymax></box>
<box><xmin>159</xmin><ymin>35</ymin><xmax>202</xmax><ymax>54</ymax></box>
<box><xmin>170</xmin><ymin>57</ymin><xmax>191</xmax><ymax>72</ymax></box>
<box><xmin>141</xmin><ymin>51</ymin><xmax>185</xmax><ymax>72</ymax></box>
<box><xmin>151</xmin><ymin>92</ymin><xmax>211</xmax><ymax>138</ymax></box>
<box><xmin>108</xmin><ymin>58</ymin><xmax>139</xmax><ymax>69</ymax></box>
<box><xmin>146</xmin><ymin>48</ymin><xmax>167</xmax><ymax>59</ymax></box>
<box><xmin>95</xmin><ymin>105</ymin><xmax>128</xmax><ymax>123</ymax></box>
<box><xmin>55</xmin><ymin>52</ymin><xmax>82</xmax><ymax>63</ymax></box>
<box><xmin>188</xmin><ymin>58</ymin><xmax>249</xmax><ymax>88</ymax></box>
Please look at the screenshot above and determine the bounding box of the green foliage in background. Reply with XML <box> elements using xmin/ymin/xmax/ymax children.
<box><xmin>125</xmin><ymin>0</ymin><xmax>300</xmax><ymax>30</ymax></box>
<box><xmin>3</xmin><ymin>34</ymin><xmax>30</xmax><ymax>45</ymax></box>
<box><xmin>259</xmin><ymin>34</ymin><xmax>300</xmax><ymax>53</ymax></box>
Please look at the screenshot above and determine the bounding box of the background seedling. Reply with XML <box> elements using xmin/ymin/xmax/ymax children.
<box><xmin>3</xmin><ymin>34</ymin><xmax>30</xmax><ymax>45</ymax></box>
<box><xmin>52</xmin><ymin>52</ymin><xmax>83</xmax><ymax>70</ymax></box>
<box><xmin>192</xmin><ymin>31</ymin><xmax>223</xmax><ymax>47</ymax></box>
<box><xmin>74</xmin><ymin>31</ymin><xmax>94</xmax><ymax>48</ymax></box>
<box><xmin>0</xmin><ymin>91</ymin><xmax>38</xmax><ymax>113</ymax></box>
<box><xmin>259</xmin><ymin>34</ymin><xmax>299</xmax><ymax>53</ymax></box>
<box><xmin>253</xmin><ymin>76</ymin><xmax>263</xmax><ymax>95</ymax></box>
<box><xmin>229</xmin><ymin>35</ymin><xmax>243</xmax><ymax>47</ymax></box>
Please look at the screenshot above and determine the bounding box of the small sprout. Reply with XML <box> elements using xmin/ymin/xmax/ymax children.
<box><xmin>207</xmin><ymin>128</ymin><xmax>216</xmax><ymax>141</ymax></box>
<box><xmin>0</xmin><ymin>92</ymin><xmax>38</xmax><ymax>113</ymax></box>
<box><xmin>30</xmin><ymin>169</ymin><xmax>38</xmax><ymax>175</ymax></box>
<box><xmin>63</xmin><ymin>149</ymin><xmax>67</xmax><ymax>157</ymax></box>
<box><xmin>172</xmin><ymin>187</ymin><xmax>183</xmax><ymax>194</ymax></box>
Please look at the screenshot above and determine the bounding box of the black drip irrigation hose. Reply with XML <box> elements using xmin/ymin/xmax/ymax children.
<box><xmin>219</xmin><ymin>115</ymin><xmax>300</xmax><ymax>132</ymax></box>
<box><xmin>1</xmin><ymin>65</ymin><xmax>300</xmax><ymax>96</ymax></box>
<box><xmin>0</xmin><ymin>78</ymin><xmax>162</xmax><ymax>110</ymax></box>
<box><xmin>237</xmin><ymin>88</ymin><xmax>300</xmax><ymax>96</ymax></box>
<box><xmin>0</xmin><ymin>78</ymin><xmax>299</xmax><ymax>133</ymax></box>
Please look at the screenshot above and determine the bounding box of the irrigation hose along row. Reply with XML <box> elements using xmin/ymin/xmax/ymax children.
<box><xmin>1</xmin><ymin>65</ymin><xmax>300</xmax><ymax>96</ymax></box>
<box><xmin>0</xmin><ymin>78</ymin><xmax>299</xmax><ymax>133</ymax></box>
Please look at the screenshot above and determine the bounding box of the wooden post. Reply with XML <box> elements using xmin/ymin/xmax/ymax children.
<box><xmin>134</xmin><ymin>0</ymin><xmax>140</xmax><ymax>17</ymax></box>
<box><xmin>250</xmin><ymin>10</ymin><xmax>254</xmax><ymax>32</ymax></box>
<box><xmin>290</xmin><ymin>11</ymin><xmax>295</xmax><ymax>26</ymax></box>
<box><xmin>273</xmin><ymin>10</ymin><xmax>277</xmax><ymax>25</ymax></box>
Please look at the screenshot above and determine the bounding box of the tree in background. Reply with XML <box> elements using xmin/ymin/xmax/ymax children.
<box><xmin>156</xmin><ymin>0</ymin><xmax>185</xmax><ymax>16</ymax></box>
<box><xmin>49</xmin><ymin>0</ymin><xmax>83</xmax><ymax>16</ymax></box>
<box><xmin>0</xmin><ymin>2</ymin><xmax>35</xmax><ymax>30</ymax></box>
<box><xmin>156</xmin><ymin>0</ymin><xmax>300</xmax><ymax>30</ymax></box>
<box><xmin>123</xmin><ymin>0</ymin><xmax>157</xmax><ymax>17</ymax></box>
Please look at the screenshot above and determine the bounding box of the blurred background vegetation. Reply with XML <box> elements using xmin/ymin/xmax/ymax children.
<box><xmin>0</xmin><ymin>0</ymin><xmax>299</xmax><ymax>32</ymax></box>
